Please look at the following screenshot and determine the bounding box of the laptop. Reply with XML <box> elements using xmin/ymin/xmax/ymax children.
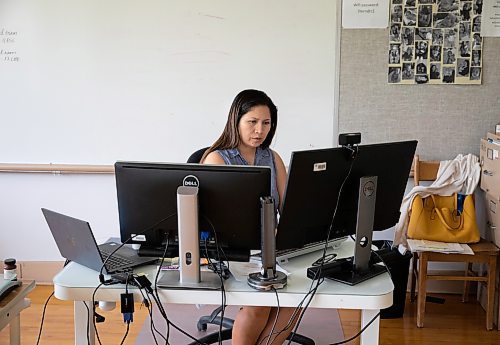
<box><xmin>42</xmin><ymin>208</ymin><xmax>157</xmax><ymax>274</ymax></box>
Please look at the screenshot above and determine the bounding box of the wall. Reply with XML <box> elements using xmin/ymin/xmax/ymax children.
<box><xmin>0</xmin><ymin>0</ymin><xmax>340</xmax><ymax>261</ymax></box>
<box><xmin>338</xmin><ymin>29</ymin><xmax>499</xmax><ymax>160</ymax></box>
<box><xmin>0</xmin><ymin>0</ymin><xmax>339</xmax><ymax>165</ymax></box>
<box><xmin>3</xmin><ymin>4</ymin><xmax>498</xmax><ymax>264</ymax></box>
<box><xmin>0</xmin><ymin>172</ymin><xmax>118</xmax><ymax>261</ymax></box>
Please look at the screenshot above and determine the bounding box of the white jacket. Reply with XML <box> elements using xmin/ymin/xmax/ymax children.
<box><xmin>393</xmin><ymin>153</ymin><xmax>481</xmax><ymax>247</ymax></box>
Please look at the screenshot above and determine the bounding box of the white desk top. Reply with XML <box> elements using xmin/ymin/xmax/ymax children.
<box><xmin>54</xmin><ymin>240</ymin><xmax>393</xmax><ymax>310</ymax></box>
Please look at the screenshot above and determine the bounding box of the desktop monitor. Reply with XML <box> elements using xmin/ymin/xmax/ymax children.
<box><xmin>276</xmin><ymin>140</ymin><xmax>417</xmax><ymax>252</ymax></box>
<box><xmin>114</xmin><ymin>162</ymin><xmax>271</xmax><ymax>261</ymax></box>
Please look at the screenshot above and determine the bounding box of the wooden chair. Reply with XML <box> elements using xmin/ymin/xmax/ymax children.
<box><xmin>409</xmin><ymin>155</ymin><xmax>499</xmax><ymax>330</ymax></box>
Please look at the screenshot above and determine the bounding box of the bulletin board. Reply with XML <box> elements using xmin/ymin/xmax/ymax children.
<box><xmin>387</xmin><ymin>0</ymin><xmax>483</xmax><ymax>84</ymax></box>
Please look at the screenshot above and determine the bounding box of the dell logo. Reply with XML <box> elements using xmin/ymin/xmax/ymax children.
<box><xmin>362</xmin><ymin>181</ymin><xmax>375</xmax><ymax>197</ymax></box>
<box><xmin>183</xmin><ymin>175</ymin><xmax>199</xmax><ymax>187</ymax></box>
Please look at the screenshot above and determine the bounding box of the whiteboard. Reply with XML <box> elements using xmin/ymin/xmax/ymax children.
<box><xmin>0</xmin><ymin>0</ymin><xmax>339</xmax><ymax>165</ymax></box>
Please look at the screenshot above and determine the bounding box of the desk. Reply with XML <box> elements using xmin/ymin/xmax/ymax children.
<box><xmin>54</xmin><ymin>241</ymin><xmax>393</xmax><ymax>345</ymax></box>
<box><xmin>0</xmin><ymin>278</ymin><xmax>35</xmax><ymax>345</ymax></box>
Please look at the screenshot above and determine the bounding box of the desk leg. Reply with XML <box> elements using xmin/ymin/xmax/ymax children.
<box><xmin>9</xmin><ymin>315</ymin><xmax>21</xmax><ymax>345</ymax></box>
<box><xmin>4</xmin><ymin>297</ymin><xmax>30</xmax><ymax>345</ymax></box>
<box><xmin>360</xmin><ymin>309</ymin><xmax>380</xmax><ymax>345</ymax></box>
<box><xmin>74</xmin><ymin>301</ymin><xmax>95</xmax><ymax>345</ymax></box>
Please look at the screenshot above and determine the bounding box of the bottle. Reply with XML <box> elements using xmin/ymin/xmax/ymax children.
<box><xmin>4</xmin><ymin>258</ymin><xmax>17</xmax><ymax>280</ymax></box>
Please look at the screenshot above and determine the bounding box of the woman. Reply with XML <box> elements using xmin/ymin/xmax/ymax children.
<box><xmin>472</xmin><ymin>49</ymin><xmax>481</xmax><ymax>66</ymax></box>
<box><xmin>430</xmin><ymin>45</ymin><xmax>441</xmax><ymax>62</ymax></box>
<box><xmin>201</xmin><ymin>89</ymin><xmax>298</xmax><ymax>344</ymax></box>
<box><xmin>390</xmin><ymin>23</ymin><xmax>401</xmax><ymax>42</ymax></box>
<box><xmin>457</xmin><ymin>59</ymin><xmax>470</xmax><ymax>77</ymax></box>
<box><xmin>389</xmin><ymin>44</ymin><xmax>400</xmax><ymax>64</ymax></box>
<box><xmin>443</xmin><ymin>49</ymin><xmax>455</xmax><ymax>64</ymax></box>
<box><xmin>430</xmin><ymin>64</ymin><xmax>441</xmax><ymax>79</ymax></box>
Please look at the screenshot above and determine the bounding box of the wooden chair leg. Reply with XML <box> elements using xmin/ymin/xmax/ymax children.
<box><xmin>417</xmin><ymin>253</ymin><xmax>428</xmax><ymax>328</ymax></box>
<box><xmin>486</xmin><ymin>256</ymin><xmax>496</xmax><ymax>331</ymax></box>
<box><xmin>410</xmin><ymin>253</ymin><xmax>418</xmax><ymax>303</ymax></box>
<box><xmin>462</xmin><ymin>262</ymin><xmax>472</xmax><ymax>303</ymax></box>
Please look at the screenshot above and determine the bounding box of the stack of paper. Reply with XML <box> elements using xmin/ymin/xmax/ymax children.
<box><xmin>407</xmin><ymin>239</ymin><xmax>473</xmax><ymax>254</ymax></box>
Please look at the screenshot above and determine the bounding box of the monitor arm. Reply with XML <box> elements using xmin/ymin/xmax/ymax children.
<box><xmin>247</xmin><ymin>196</ymin><xmax>287</xmax><ymax>290</ymax></box>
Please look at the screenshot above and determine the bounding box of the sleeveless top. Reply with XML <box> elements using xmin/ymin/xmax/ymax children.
<box><xmin>216</xmin><ymin>147</ymin><xmax>279</xmax><ymax>212</ymax></box>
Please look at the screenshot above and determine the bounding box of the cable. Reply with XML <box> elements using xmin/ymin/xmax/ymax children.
<box><xmin>285</xmin><ymin>152</ymin><xmax>357</xmax><ymax>344</ymax></box>
<box><xmin>329</xmin><ymin>311</ymin><xmax>381</xmax><ymax>345</ymax></box>
<box><xmin>36</xmin><ymin>259</ymin><xmax>70</xmax><ymax>345</ymax></box>
<box><xmin>276</xmin><ymin>276</ymin><xmax>326</xmax><ymax>343</ymax></box>
<box><xmin>263</xmin><ymin>266</ymin><xmax>328</xmax><ymax>343</ymax></box>
<box><xmin>119</xmin><ymin>322</ymin><xmax>130</xmax><ymax>345</ymax></box>
<box><xmin>35</xmin><ymin>290</ymin><xmax>54</xmax><ymax>345</ymax></box>
<box><xmin>198</xmin><ymin>214</ymin><xmax>228</xmax><ymax>345</ymax></box>
<box><xmin>137</xmin><ymin>285</ymin><xmax>164</xmax><ymax>345</ymax></box>
<box><xmin>311</xmin><ymin>253</ymin><xmax>337</xmax><ymax>266</ymax></box>
<box><xmin>148</xmin><ymin>237</ymin><xmax>212</xmax><ymax>345</ymax></box>
<box><xmin>83</xmin><ymin>300</ymin><xmax>92</xmax><ymax>345</ymax></box>
<box><xmin>152</xmin><ymin>237</ymin><xmax>172</xmax><ymax>344</ymax></box>
<box><xmin>202</xmin><ymin>232</ymin><xmax>226</xmax><ymax>345</ymax></box>
<box><xmin>348</xmin><ymin>234</ymin><xmax>393</xmax><ymax>279</ymax></box>
<box><xmin>202</xmin><ymin>241</ymin><xmax>222</xmax><ymax>343</ymax></box>
<box><xmin>147</xmin><ymin>290</ymin><xmax>209</xmax><ymax>345</ymax></box>
<box><xmin>86</xmin><ymin>214</ymin><xmax>177</xmax><ymax>344</ymax></box>
<box><xmin>285</xmin><ymin>145</ymin><xmax>385</xmax><ymax>345</ymax></box>
<box><xmin>90</xmin><ymin>283</ymin><xmax>105</xmax><ymax>345</ymax></box>
<box><xmin>143</xmin><ymin>216</ymin><xmax>229</xmax><ymax>345</ymax></box>
<box><xmin>257</xmin><ymin>287</ymin><xmax>280</xmax><ymax>345</ymax></box>
<box><xmin>98</xmin><ymin>213</ymin><xmax>176</xmax><ymax>283</ymax></box>
<box><xmin>370</xmin><ymin>249</ymin><xmax>392</xmax><ymax>279</ymax></box>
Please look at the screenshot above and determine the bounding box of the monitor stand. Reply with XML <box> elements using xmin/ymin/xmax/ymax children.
<box><xmin>158</xmin><ymin>186</ymin><xmax>221</xmax><ymax>290</ymax></box>
<box><xmin>248</xmin><ymin>197</ymin><xmax>287</xmax><ymax>290</ymax></box>
<box><xmin>325</xmin><ymin>176</ymin><xmax>387</xmax><ymax>285</ymax></box>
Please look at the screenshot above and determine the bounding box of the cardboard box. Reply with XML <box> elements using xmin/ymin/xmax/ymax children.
<box><xmin>478</xmin><ymin>135</ymin><xmax>500</xmax><ymax>331</ymax></box>
<box><xmin>484</xmin><ymin>192</ymin><xmax>500</xmax><ymax>247</ymax></box>
<box><xmin>487</xmin><ymin>132</ymin><xmax>500</xmax><ymax>141</ymax></box>
<box><xmin>478</xmin><ymin>191</ymin><xmax>500</xmax><ymax>330</ymax></box>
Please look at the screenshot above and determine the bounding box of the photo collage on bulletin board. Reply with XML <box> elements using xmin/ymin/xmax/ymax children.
<box><xmin>388</xmin><ymin>0</ymin><xmax>483</xmax><ymax>85</ymax></box>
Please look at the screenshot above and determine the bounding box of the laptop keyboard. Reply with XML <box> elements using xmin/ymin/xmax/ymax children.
<box><xmin>100</xmin><ymin>249</ymin><xmax>134</xmax><ymax>270</ymax></box>
<box><xmin>253</xmin><ymin>238</ymin><xmax>347</xmax><ymax>263</ymax></box>
<box><xmin>275</xmin><ymin>241</ymin><xmax>330</xmax><ymax>262</ymax></box>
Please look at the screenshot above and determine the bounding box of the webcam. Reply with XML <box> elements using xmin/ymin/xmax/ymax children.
<box><xmin>338</xmin><ymin>132</ymin><xmax>361</xmax><ymax>147</ymax></box>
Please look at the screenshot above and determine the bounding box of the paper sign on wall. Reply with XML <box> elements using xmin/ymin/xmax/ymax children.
<box><xmin>342</xmin><ymin>0</ymin><xmax>390</xmax><ymax>29</ymax></box>
<box><xmin>481</xmin><ymin>0</ymin><xmax>500</xmax><ymax>37</ymax></box>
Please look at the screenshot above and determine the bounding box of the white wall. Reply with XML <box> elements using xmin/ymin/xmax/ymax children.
<box><xmin>0</xmin><ymin>0</ymin><xmax>339</xmax><ymax>165</ymax></box>
<box><xmin>0</xmin><ymin>0</ymin><xmax>341</xmax><ymax>261</ymax></box>
<box><xmin>0</xmin><ymin>173</ymin><xmax>118</xmax><ymax>260</ymax></box>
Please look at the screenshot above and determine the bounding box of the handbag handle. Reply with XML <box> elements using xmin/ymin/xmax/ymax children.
<box><xmin>430</xmin><ymin>195</ymin><xmax>464</xmax><ymax>231</ymax></box>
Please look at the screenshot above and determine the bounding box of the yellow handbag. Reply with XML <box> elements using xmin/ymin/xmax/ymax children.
<box><xmin>408</xmin><ymin>194</ymin><xmax>480</xmax><ymax>243</ymax></box>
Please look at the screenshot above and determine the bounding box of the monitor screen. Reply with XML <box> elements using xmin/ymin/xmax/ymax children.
<box><xmin>115</xmin><ymin>162</ymin><xmax>271</xmax><ymax>260</ymax></box>
<box><xmin>276</xmin><ymin>140</ymin><xmax>417</xmax><ymax>250</ymax></box>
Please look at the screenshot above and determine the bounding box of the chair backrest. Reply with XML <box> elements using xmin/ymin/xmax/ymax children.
<box><xmin>413</xmin><ymin>155</ymin><xmax>440</xmax><ymax>185</ymax></box>
<box><xmin>187</xmin><ymin>147</ymin><xmax>210</xmax><ymax>163</ymax></box>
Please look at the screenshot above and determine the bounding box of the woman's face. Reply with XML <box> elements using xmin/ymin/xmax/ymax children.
<box><xmin>238</xmin><ymin>105</ymin><xmax>272</xmax><ymax>149</ymax></box>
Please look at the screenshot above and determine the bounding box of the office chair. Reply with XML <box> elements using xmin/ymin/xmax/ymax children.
<box><xmin>187</xmin><ymin>147</ymin><xmax>315</xmax><ymax>345</ymax></box>
<box><xmin>187</xmin><ymin>147</ymin><xmax>210</xmax><ymax>163</ymax></box>
<box><xmin>409</xmin><ymin>155</ymin><xmax>499</xmax><ymax>330</ymax></box>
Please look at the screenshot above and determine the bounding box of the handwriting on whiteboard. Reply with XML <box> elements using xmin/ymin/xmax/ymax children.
<box><xmin>0</xmin><ymin>28</ymin><xmax>19</xmax><ymax>63</ymax></box>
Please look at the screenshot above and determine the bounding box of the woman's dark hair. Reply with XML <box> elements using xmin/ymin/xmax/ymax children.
<box><xmin>201</xmin><ymin>89</ymin><xmax>277</xmax><ymax>161</ymax></box>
